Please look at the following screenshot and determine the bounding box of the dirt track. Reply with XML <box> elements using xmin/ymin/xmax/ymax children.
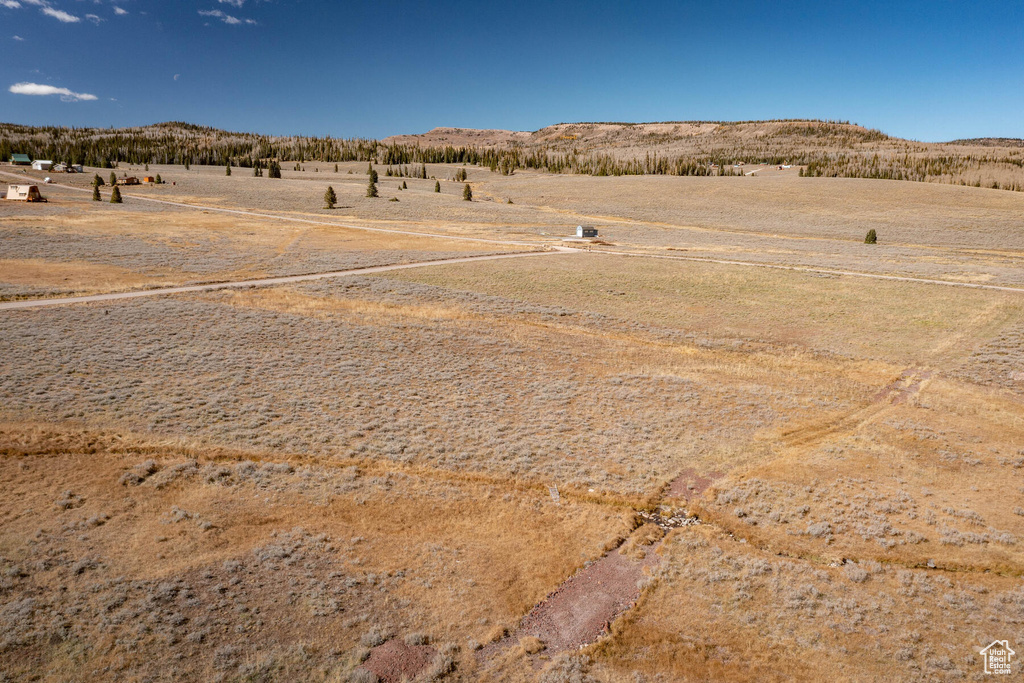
<box><xmin>0</xmin><ymin>250</ymin><xmax>566</xmax><ymax>310</ymax></box>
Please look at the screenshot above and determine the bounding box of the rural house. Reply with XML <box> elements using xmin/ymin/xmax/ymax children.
<box><xmin>31</xmin><ymin>160</ymin><xmax>53</xmax><ymax>171</ymax></box>
<box><xmin>576</xmin><ymin>225</ymin><xmax>598</xmax><ymax>238</ymax></box>
<box><xmin>9</xmin><ymin>154</ymin><xmax>31</xmax><ymax>165</ymax></box>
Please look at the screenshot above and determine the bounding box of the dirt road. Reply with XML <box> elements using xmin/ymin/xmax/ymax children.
<box><xmin>0</xmin><ymin>250</ymin><xmax>568</xmax><ymax>310</ymax></box>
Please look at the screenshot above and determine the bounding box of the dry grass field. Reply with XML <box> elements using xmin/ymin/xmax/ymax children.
<box><xmin>1</xmin><ymin>158</ymin><xmax>1023</xmax><ymax>681</ymax></box>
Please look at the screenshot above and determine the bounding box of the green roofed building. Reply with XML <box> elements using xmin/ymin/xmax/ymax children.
<box><xmin>10</xmin><ymin>154</ymin><xmax>31</xmax><ymax>165</ymax></box>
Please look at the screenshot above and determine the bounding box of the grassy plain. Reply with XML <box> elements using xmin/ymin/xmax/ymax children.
<box><xmin>1</xmin><ymin>160</ymin><xmax>1023</xmax><ymax>681</ymax></box>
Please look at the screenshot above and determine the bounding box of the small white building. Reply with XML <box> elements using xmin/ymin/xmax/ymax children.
<box><xmin>4</xmin><ymin>185</ymin><xmax>45</xmax><ymax>201</ymax></box>
<box><xmin>576</xmin><ymin>225</ymin><xmax>598</xmax><ymax>238</ymax></box>
<box><xmin>31</xmin><ymin>160</ymin><xmax>53</xmax><ymax>171</ymax></box>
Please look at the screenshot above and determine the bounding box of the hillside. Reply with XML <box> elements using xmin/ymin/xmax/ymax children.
<box><xmin>3</xmin><ymin>119</ymin><xmax>1024</xmax><ymax>190</ymax></box>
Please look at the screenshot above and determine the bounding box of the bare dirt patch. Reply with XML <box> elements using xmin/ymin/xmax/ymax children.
<box><xmin>360</xmin><ymin>639</ymin><xmax>437</xmax><ymax>682</ymax></box>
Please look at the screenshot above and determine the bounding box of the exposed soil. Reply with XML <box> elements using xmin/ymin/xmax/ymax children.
<box><xmin>876</xmin><ymin>367</ymin><xmax>934</xmax><ymax>404</ymax></box>
<box><xmin>664</xmin><ymin>468</ymin><xmax>723</xmax><ymax>500</ymax></box>
<box><xmin>480</xmin><ymin>543</ymin><xmax>662</xmax><ymax>662</ymax></box>
<box><xmin>359</xmin><ymin>639</ymin><xmax>437</xmax><ymax>682</ymax></box>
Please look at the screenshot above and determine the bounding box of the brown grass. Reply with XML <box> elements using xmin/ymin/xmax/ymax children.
<box><xmin>3</xmin><ymin>162</ymin><xmax>1024</xmax><ymax>681</ymax></box>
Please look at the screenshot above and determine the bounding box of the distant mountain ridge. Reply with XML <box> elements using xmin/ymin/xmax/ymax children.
<box><xmin>2</xmin><ymin>119</ymin><xmax>1022</xmax><ymax>191</ymax></box>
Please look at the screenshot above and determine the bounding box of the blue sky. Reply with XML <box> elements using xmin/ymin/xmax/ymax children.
<box><xmin>2</xmin><ymin>0</ymin><xmax>1022</xmax><ymax>141</ymax></box>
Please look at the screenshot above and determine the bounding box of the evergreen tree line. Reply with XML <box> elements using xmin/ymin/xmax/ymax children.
<box><xmin>2</xmin><ymin>122</ymin><xmax>1021</xmax><ymax>192</ymax></box>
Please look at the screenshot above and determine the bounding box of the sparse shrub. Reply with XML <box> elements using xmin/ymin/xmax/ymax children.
<box><xmin>404</xmin><ymin>632</ymin><xmax>429</xmax><ymax>646</ymax></box>
<box><xmin>520</xmin><ymin>635</ymin><xmax>546</xmax><ymax>654</ymax></box>
<box><xmin>539</xmin><ymin>654</ymin><xmax>592</xmax><ymax>683</ymax></box>
<box><xmin>360</xmin><ymin>628</ymin><xmax>387</xmax><ymax>648</ymax></box>
<box><xmin>349</xmin><ymin>670</ymin><xmax>379</xmax><ymax>683</ymax></box>
<box><xmin>421</xmin><ymin>645</ymin><xmax>457</xmax><ymax>681</ymax></box>
<box><xmin>806</xmin><ymin>521</ymin><xmax>832</xmax><ymax>538</ymax></box>
<box><xmin>843</xmin><ymin>563</ymin><xmax>869</xmax><ymax>583</ymax></box>
<box><xmin>865</xmin><ymin>229</ymin><xmax>877</xmax><ymax>244</ymax></box>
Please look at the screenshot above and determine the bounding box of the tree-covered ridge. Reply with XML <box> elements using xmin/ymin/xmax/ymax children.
<box><xmin>2</xmin><ymin>120</ymin><xmax>1022</xmax><ymax>191</ymax></box>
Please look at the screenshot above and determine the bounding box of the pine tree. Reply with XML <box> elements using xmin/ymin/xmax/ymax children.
<box><xmin>367</xmin><ymin>162</ymin><xmax>373</xmax><ymax>175</ymax></box>
<box><xmin>324</xmin><ymin>186</ymin><xmax>337</xmax><ymax>209</ymax></box>
<box><xmin>184</xmin><ymin>158</ymin><xmax>190</xmax><ymax>170</ymax></box>
<box><xmin>402</xmin><ymin>181</ymin><xmax>407</xmax><ymax>189</ymax></box>
<box><xmin>370</xmin><ymin>168</ymin><xmax>378</xmax><ymax>184</ymax></box>
<box><xmin>463</xmin><ymin>183</ymin><xmax>472</xmax><ymax>201</ymax></box>
<box><xmin>334</xmin><ymin>164</ymin><xmax>339</xmax><ymax>173</ymax></box>
<box><xmin>93</xmin><ymin>173</ymin><xmax>104</xmax><ymax>187</ymax></box>
<box><xmin>92</xmin><ymin>185</ymin><xmax>101</xmax><ymax>201</ymax></box>
<box><xmin>367</xmin><ymin>176</ymin><xmax>378</xmax><ymax>198</ymax></box>
<box><xmin>225</xmin><ymin>161</ymin><xmax>231</xmax><ymax>176</ymax></box>
<box><xmin>434</xmin><ymin>180</ymin><xmax>440</xmax><ymax>193</ymax></box>
<box><xmin>865</xmin><ymin>229</ymin><xmax>877</xmax><ymax>244</ymax></box>
<box><xmin>268</xmin><ymin>161</ymin><xmax>281</xmax><ymax>179</ymax></box>
<box><xmin>144</xmin><ymin>163</ymin><xmax>149</xmax><ymax>172</ymax></box>
<box><xmin>110</xmin><ymin>186</ymin><xmax>122</xmax><ymax>203</ymax></box>
<box><xmin>155</xmin><ymin>174</ymin><xmax>162</xmax><ymax>184</ymax></box>
<box><xmin>109</xmin><ymin>171</ymin><xmax>117</xmax><ymax>187</ymax></box>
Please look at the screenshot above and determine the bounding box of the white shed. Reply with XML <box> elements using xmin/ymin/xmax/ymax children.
<box><xmin>4</xmin><ymin>185</ymin><xmax>45</xmax><ymax>201</ymax></box>
<box><xmin>31</xmin><ymin>160</ymin><xmax>53</xmax><ymax>171</ymax></box>
<box><xmin>576</xmin><ymin>225</ymin><xmax>598</xmax><ymax>238</ymax></box>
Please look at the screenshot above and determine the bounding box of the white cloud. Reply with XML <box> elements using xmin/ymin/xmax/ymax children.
<box><xmin>85</xmin><ymin>12</ymin><xmax>101</xmax><ymax>23</ymax></box>
<box><xmin>12</xmin><ymin>34</ymin><xmax>25</xmax><ymax>40</ymax></box>
<box><xmin>9</xmin><ymin>81</ymin><xmax>97</xmax><ymax>101</ymax></box>
<box><xmin>113</xmin><ymin>5</ymin><xmax>126</xmax><ymax>14</ymax></box>
<box><xmin>0</xmin><ymin>1</ymin><xmax>22</xmax><ymax>9</ymax></box>
<box><xmin>41</xmin><ymin>6</ymin><xmax>80</xmax><ymax>22</ymax></box>
<box><xmin>20</xmin><ymin>0</ymin><xmax>44</xmax><ymax>5</ymax></box>
<box><xmin>218</xmin><ymin>0</ymin><xmax>244</xmax><ymax>6</ymax></box>
<box><xmin>199</xmin><ymin>8</ymin><xmax>249</xmax><ymax>24</ymax></box>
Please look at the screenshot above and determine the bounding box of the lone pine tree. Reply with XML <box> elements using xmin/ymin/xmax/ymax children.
<box><xmin>225</xmin><ymin>161</ymin><xmax>231</xmax><ymax>176</ymax></box>
<box><xmin>463</xmin><ymin>183</ymin><xmax>472</xmax><ymax>201</ymax></box>
<box><xmin>324</xmin><ymin>186</ymin><xmax>337</xmax><ymax>209</ymax></box>
<box><xmin>92</xmin><ymin>185</ymin><xmax>101</xmax><ymax>201</ymax></box>
<box><xmin>434</xmin><ymin>180</ymin><xmax>440</xmax><ymax>192</ymax></box>
<box><xmin>865</xmin><ymin>229</ymin><xmax>878</xmax><ymax>244</ymax></box>
<box><xmin>109</xmin><ymin>171</ymin><xmax>117</xmax><ymax>187</ymax></box>
<box><xmin>366</xmin><ymin>176</ymin><xmax>378</xmax><ymax>197</ymax></box>
<box><xmin>110</xmin><ymin>186</ymin><xmax>122</xmax><ymax>204</ymax></box>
